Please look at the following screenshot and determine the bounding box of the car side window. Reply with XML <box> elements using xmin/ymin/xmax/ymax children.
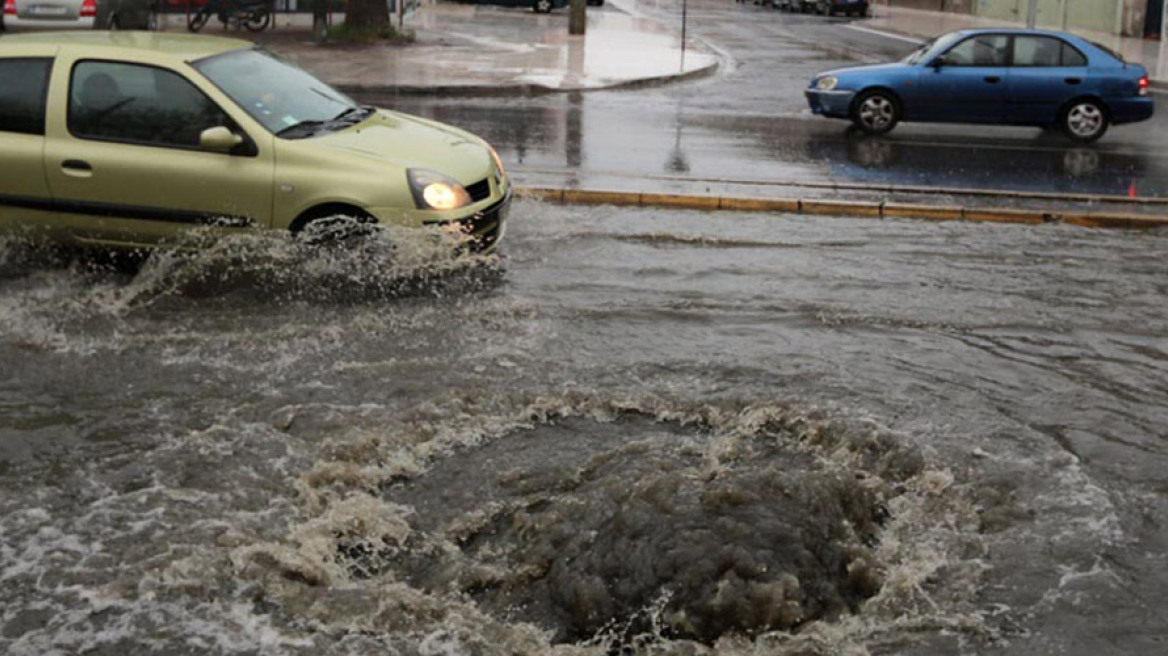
<box><xmin>1013</xmin><ymin>36</ymin><xmax>1063</xmax><ymax>67</ymax></box>
<box><xmin>943</xmin><ymin>35</ymin><xmax>1010</xmax><ymax>66</ymax></box>
<box><xmin>1061</xmin><ymin>43</ymin><xmax>1087</xmax><ymax>67</ymax></box>
<box><xmin>0</xmin><ymin>58</ymin><xmax>53</xmax><ymax>136</ymax></box>
<box><xmin>69</xmin><ymin>60</ymin><xmax>230</xmax><ymax>149</ymax></box>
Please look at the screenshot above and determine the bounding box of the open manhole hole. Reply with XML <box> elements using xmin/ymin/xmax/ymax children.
<box><xmin>357</xmin><ymin>412</ymin><xmax>923</xmax><ymax>646</ymax></box>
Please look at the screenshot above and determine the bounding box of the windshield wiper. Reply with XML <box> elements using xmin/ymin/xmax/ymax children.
<box><xmin>276</xmin><ymin>107</ymin><xmax>375</xmax><ymax>138</ymax></box>
<box><xmin>275</xmin><ymin>119</ymin><xmax>330</xmax><ymax>138</ymax></box>
<box><xmin>330</xmin><ymin>105</ymin><xmax>376</xmax><ymax>123</ymax></box>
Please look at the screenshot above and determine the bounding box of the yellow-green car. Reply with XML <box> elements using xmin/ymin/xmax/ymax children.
<box><xmin>0</xmin><ymin>31</ymin><xmax>510</xmax><ymax>251</ymax></box>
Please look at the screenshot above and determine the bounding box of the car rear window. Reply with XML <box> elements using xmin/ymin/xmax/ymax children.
<box><xmin>1089</xmin><ymin>41</ymin><xmax>1125</xmax><ymax>63</ymax></box>
<box><xmin>1012</xmin><ymin>36</ymin><xmax>1087</xmax><ymax>67</ymax></box>
<box><xmin>0</xmin><ymin>58</ymin><xmax>52</xmax><ymax>136</ymax></box>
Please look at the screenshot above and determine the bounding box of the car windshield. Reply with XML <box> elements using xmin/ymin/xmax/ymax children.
<box><xmin>902</xmin><ymin>32</ymin><xmax>963</xmax><ymax>65</ymax></box>
<box><xmin>193</xmin><ymin>48</ymin><xmax>361</xmax><ymax>136</ymax></box>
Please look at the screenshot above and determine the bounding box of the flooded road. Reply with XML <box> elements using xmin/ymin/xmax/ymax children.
<box><xmin>2</xmin><ymin>201</ymin><xmax>1166</xmax><ymax>654</ymax></box>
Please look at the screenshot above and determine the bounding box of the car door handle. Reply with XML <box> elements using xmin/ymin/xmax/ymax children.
<box><xmin>984</xmin><ymin>76</ymin><xmax>1001</xmax><ymax>84</ymax></box>
<box><xmin>61</xmin><ymin>160</ymin><xmax>93</xmax><ymax>178</ymax></box>
<box><xmin>1065</xmin><ymin>77</ymin><xmax>1082</xmax><ymax>85</ymax></box>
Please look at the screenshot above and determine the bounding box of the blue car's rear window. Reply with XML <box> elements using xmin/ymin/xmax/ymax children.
<box><xmin>1089</xmin><ymin>41</ymin><xmax>1125</xmax><ymax>64</ymax></box>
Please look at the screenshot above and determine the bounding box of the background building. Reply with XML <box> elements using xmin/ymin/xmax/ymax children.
<box><xmin>873</xmin><ymin>0</ymin><xmax>1164</xmax><ymax>38</ymax></box>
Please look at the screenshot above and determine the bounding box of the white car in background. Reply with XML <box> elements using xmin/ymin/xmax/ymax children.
<box><xmin>1</xmin><ymin>0</ymin><xmax>97</xmax><ymax>31</ymax></box>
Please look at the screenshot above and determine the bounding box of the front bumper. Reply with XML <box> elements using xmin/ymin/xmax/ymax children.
<box><xmin>805</xmin><ymin>88</ymin><xmax>856</xmax><ymax>119</ymax></box>
<box><xmin>424</xmin><ymin>189</ymin><xmax>511</xmax><ymax>254</ymax></box>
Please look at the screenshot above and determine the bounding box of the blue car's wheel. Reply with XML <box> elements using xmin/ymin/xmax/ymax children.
<box><xmin>1061</xmin><ymin>99</ymin><xmax>1109</xmax><ymax>143</ymax></box>
<box><xmin>852</xmin><ymin>90</ymin><xmax>900</xmax><ymax>135</ymax></box>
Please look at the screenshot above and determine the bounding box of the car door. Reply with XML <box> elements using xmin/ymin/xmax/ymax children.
<box><xmin>0</xmin><ymin>52</ymin><xmax>59</xmax><ymax>238</ymax></box>
<box><xmin>42</xmin><ymin>53</ymin><xmax>275</xmax><ymax>247</ymax></box>
<box><xmin>916</xmin><ymin>33</ymin><xmax>1010</xmax><ymax>123</ymax></box>
<box><xmin>1006</xmin><ymin>35</ymin><xmax>1090</xmax><ymax>124</ymax></box>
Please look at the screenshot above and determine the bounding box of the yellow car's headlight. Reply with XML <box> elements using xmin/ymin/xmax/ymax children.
<box><xmin>816</xmin><ymin>76</ymin><xmax>839</xmax><ymax>91</ymax></box>
<box><xmin>408</xmin><ymin>169</ymin><xmax>471</xmax><ymax>211</ymax></box>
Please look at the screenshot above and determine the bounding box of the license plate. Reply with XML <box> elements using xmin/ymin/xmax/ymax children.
<box><xmin>28</xmin><ymin>5</ymin><xmax>69</xmax><ymax>15</ymax></box>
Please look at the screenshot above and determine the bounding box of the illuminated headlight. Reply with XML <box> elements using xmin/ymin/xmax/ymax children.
<box><xmin>407</xmin><ymin>169</ymin><xmax>471</xmax><ymax>211</ymax></box>
<box><xmin>816</xmin><ymin>76</ymin><xmax>839</xmax><ymax>91</ymax></box>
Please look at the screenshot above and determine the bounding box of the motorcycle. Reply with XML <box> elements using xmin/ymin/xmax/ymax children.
<box><xmin>188</xmin><ymin>0</ymin><xmax>272</xmax><ymax>33</ymax></box>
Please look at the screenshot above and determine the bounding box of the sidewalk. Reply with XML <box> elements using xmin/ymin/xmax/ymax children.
<box><xmin>865</xmin><ymin>4</ymin><xmax>1168</xmax><ymax>88</ymax></box>
<box><xmin>158</xmin><ymin>0</ymin><xmax>718</xmax><ymax>94</ymax></box>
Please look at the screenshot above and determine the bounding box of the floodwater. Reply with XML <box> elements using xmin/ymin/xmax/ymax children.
<box><xmin>2</xmin><ymin>201</ymin><xmax>1167</xmax><ymax>655</ymax></box>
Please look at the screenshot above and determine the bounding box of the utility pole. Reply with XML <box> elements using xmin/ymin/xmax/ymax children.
<box><xmin>1026</xmin><ymin>0</ymin><xmax>1037</xmax><ymax>28</ymax></box>
<box><xmin>1163</xmin><ymin>0</ymin><xmax>1167</xmax><ymax>44</ymax></box>
<box><xmin>570</xmin><ymin>0</ymin><xmax>585</xmax><ymax>35</ymax></box>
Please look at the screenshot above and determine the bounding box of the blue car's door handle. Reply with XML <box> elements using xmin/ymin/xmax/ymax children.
<box><xmin>1065</xmin><ymin>78</ymin><xmax>1082</xmax><ymax>85</ymax></box>
<box><xmin>984</xmin><ymin>76</ymin><xmax>1001</xmax><ymax>83</ymax></box>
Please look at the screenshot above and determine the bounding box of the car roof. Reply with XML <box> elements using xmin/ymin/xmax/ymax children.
<box><xmin>951</xmin><ymin>27</ymin><xmax>1087</xmax><ymax>40</ymax></box>
<box><xmin>0</xmin><ymin>31</ymin><xmax>252</xmax><ymax>63</ymax></box>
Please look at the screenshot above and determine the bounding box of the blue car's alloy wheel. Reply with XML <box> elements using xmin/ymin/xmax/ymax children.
<box><xmin>852</xmin><ymin>90</ymin><xmax>900</xmax><ymax>135</ymax></box>
<box><xmin>1062</xmin><ymin>99</ymin><xmax>1109</xmax><ymax>143</ymax></box>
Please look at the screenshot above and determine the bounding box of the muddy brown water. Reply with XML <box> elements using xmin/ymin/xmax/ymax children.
<box><xmin>1</xmin><ymin>200</ymin><xmax>1166</xmax><ymax>655</ymax></box>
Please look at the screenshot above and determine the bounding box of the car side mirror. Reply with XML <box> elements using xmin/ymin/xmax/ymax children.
<box><xmin>199</xmin><ymin>126</ymin><xmax>244</xmax><ymax>153</ymax></box>
<box><xmin>931</xmin><ymin>55</ymin><xmax>950</xmax><ymax>69</ymax></box>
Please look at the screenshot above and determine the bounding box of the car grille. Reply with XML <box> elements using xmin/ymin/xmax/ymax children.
<box><xmin>424</xmin><ymin>192</ymin><xmax>510</xmax><ymax>253</ymax></box>
<box><xmin>465</xmin><ymin>178</ymin><xmax>491</xmax><ymax>202</ymax></box>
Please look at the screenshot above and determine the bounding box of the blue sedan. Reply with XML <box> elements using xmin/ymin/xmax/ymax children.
<box><xmin>805</xmin><ymin>29</ymin><xmax>1153</xmax><ymax>142</ymax></box>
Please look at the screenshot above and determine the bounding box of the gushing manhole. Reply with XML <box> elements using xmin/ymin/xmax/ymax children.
<box><xmin>368</xmin><ymin>412</ymin><xmax>919</xmax><ymax>645</ymax></box>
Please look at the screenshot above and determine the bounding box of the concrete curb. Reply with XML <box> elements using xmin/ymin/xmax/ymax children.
<box><xmin>519</xmin><ymin>187</ymin><xmax>1168</xmax><ymax>229</ymax></box>
<box><xmin>334</xmin><ymin>60</ymin><xmax>720</xmax><ymax>98</ymax></box>
<box><xmin>514</xmin><ymin>167</ymin><xmax>1168</xmax><ymax>207</ymax></box>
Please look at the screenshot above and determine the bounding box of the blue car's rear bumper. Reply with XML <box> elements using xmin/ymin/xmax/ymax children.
<box><xmin>1108</xmin><ymin>97</ymin><xmax>1155</xmax><ymax>125</ymax></box>
<box><xmin>805</xmin><ymin>89</ymin><xmax>856</xmax><ymax>119</ymax></box>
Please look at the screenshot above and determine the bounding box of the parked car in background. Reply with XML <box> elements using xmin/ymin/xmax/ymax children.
<box><xmin>95</xmin><ymin>0</ymin><xmax>158</xmax><ymax>30</ymax></box>
<box><xmin>805</xmin><ymin>29</ymin><xmax>1153</xmax><ymax>142</ymax></box>
<box><xmin>470</xmin><ymin>0</ymin><xmax>574</xmax><ymax>13</ymax></box>
<box><xmin>0</xmin><ymin>32</ymin><xmax>511</xmax><ymax>252</ymax></box>
<box><xmin>813</xmin><ymin>0</ymin><xmax>867</xmax><ymax>16</ymax></box>
<box><xmin>776</xmin><ymin>0</ymin><xmax>816</xmax><ymax>12</ymax></box>
<box><xmin>1</xmin><ymin>0</ymin><xmax>97</xmax><ymax>30</ymax></box>
<box><xmin>776</xmin><ymin>0</ymin><xmax>865</xmax><ymax>15</ymax></box>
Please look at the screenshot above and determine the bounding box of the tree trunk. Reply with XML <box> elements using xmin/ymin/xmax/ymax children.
<box><xmin>346</xmin><ymin>0</ymin><xmax>390</xmax><ymax>30</ymax></box>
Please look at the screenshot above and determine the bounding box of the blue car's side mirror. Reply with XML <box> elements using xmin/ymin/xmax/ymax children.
<box><xmin>931</xmin><ymin>55</ymin><xmax>951</xmax><ymax>69</ymax></box>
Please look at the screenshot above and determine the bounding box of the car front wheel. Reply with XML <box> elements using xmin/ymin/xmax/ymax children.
<box><xmin>851</xmin><ymin>90</ymin><xmax>900</xmax><ymax>135</ymax></box>
<box><xmin>1061</xmin><ymin>99</ymin><xmax>1109</xmax><ymax>143</ymax></box>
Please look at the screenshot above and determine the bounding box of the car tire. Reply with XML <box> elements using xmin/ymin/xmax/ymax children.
<box><xmin>851</xmin><ymin>89</ymin><xmax>901</xmax><ymax>135</ymax></box>
<box><xmin>244</xmin><ymin>11</ymin><xmax>271</xmax><ymax>31</ymax></box>
<box><xmin>1060</xmin><ymin>99</ymin><xmax>1109</xmax><ymax>143</ymax></box>
<box><xmin>188</xmin><ymin>11</ymin><xmax>210</xmax><ymax>32</ymax></box>
<box><xmin>533</xmin><ymin>0</ymin><xmax>553</xmax><ymax>13</ymax></box>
